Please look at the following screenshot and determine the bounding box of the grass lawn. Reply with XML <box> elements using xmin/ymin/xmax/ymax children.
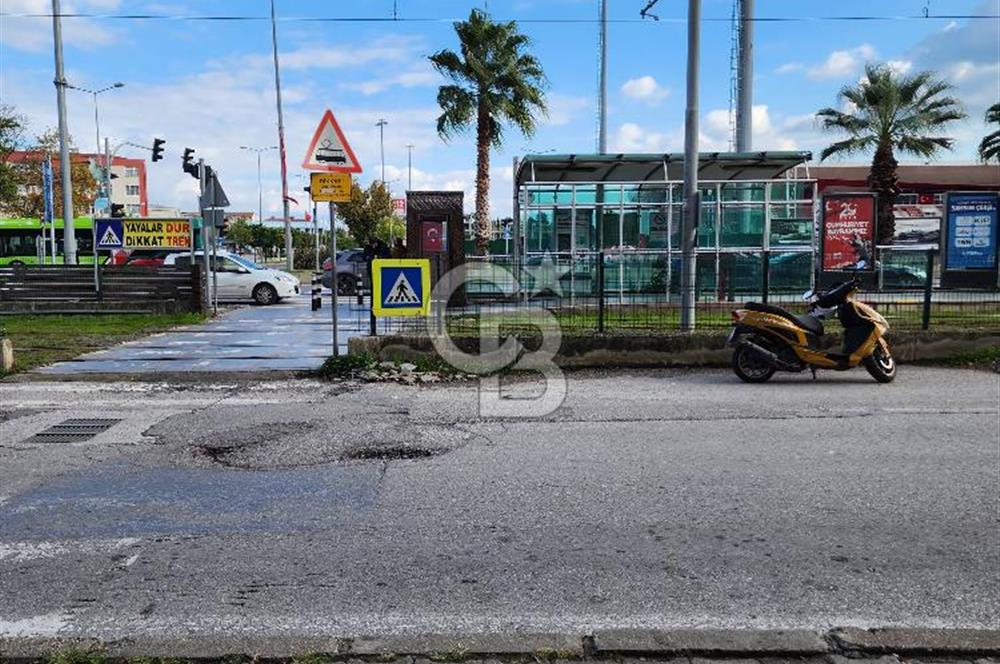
<box><xmin>0</xmin><ymin>312</ymin><xmax>205</xmax><ymax>375</ymax></box>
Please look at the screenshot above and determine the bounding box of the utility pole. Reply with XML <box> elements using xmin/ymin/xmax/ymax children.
<box><xmin>51</xmin><ymin>0</ymin><xmax>76</xmax><ymax>264</ymax></box>
<box><xmin>270</xmin><ymin>0</ymin><xmax>293</xmax><ymax>271</ymax></box>
<box><xmin>406</xmin><ymin>144</ymin><xmax>414</xmax><ymax>190</ymax></box>
<box><xmin>376</xmin><ymin>119</ymin><xmax>388</xmax><ymax>184</ymax></box>
<box><xmin>680</xmin><ymin>0</ymin><xmax>701</xmax><ymax>331</ymax></box>
<box><xmin>597</xmin><ymin>0</ymin><xmax>608</xmax><ymax>154</ymax></box>
<box><xmin>735</xmin><ymin>0</ymin><xmax>754</xmax><ymax>152</ymax></box>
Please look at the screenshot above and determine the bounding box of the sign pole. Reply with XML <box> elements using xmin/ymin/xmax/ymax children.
<box><xmin>329</xmin><ymin>201</ymin><xmax>339</xmax><ymax>356</ymax></box>
<box><xmin>92</xmin><ymin>224</ymin><xmax>99</xmax><ymax>296</ymax></box>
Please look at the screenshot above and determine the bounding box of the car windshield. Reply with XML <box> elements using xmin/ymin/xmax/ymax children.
<box><xmin>228</xmin><ymin>255</ymin><xmax>263</xmax><ymax>271</ymax></box>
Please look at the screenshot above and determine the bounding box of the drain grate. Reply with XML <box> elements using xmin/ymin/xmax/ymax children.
<box><xmin>25</xmin><ymin>418</ymin><xmax>122</xmax><ymax>444</ymax></box>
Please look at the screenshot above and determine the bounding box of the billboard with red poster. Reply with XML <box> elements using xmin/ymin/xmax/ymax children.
<box><xmin>821</xmin><ymin>193</ymin><xmax>876</xmax><ymax>271</ymax></box>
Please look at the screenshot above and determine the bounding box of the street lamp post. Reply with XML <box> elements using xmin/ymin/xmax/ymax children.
<box><xmin>240</xmin><ymin>145</ymin><xmax>278</xmax><ymax>222</ymax></box>
<box><xmin>406</xmin><ymin>143</ymin><xmax>414</xmax><ymax>191</ymax></box>
<box><xmin>376</xmin><ymin>119</ymin><xmax>388</xmax><ymax>184</ymax></box>
<box><xmin>67</xmin><ymin>82</ymin><xmax>124</xmax><ymax>207</ymax></box>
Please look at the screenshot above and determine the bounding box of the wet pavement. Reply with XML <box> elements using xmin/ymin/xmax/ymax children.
<box><xmin>36</xmin><ymin>293</ymin><xmax>390</xmax><ymax>374</ymax></box>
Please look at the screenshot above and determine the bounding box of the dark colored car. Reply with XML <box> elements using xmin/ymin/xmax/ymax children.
<box><xmin>321</xmin><ymin>249</ymin><xmax>369</xmax><ymax>295</ymax></box>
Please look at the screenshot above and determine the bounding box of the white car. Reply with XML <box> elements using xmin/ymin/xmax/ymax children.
<box><xmin>164</xmin><ymin>251</ymin><xmax>300</xmax><ymax>305</ymax></box>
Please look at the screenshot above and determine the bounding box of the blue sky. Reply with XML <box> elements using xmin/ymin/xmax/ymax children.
<box><xmin>2</xmin><ymin>0</ymin><xmax>997</xmax><ymax>219</ymax></box>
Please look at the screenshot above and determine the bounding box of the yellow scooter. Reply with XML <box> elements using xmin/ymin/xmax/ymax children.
<box><xmin>728</xmin><ymin>260</ymin><xmax>895</xmax><ymax>384</ymax></box>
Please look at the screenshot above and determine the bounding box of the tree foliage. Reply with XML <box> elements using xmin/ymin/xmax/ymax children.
<box><xmin>0</xmin><ymin>105</ymin><xmax>25</xmax><ymax>210</ymax></box>
<box><xmin>1</xmin><ymin>127</ymin><xmax>98</xmax><ymax>220</ymax></box>
<box><xmin>979</xmin><ymin>102</ymin><xmax>1000</xmax><ymax>163</ymax></box>
<box><xmin>429</xmin><ymin>9</ymin><xmax>546</xmax><ymax>254</ymax></box>
<box><xmin>817</xmin><ymin>64</ymin><xmax>965</xmax><ymax>243</ymax></box>
<box><xmin>334</xmin><ymin>180</ymin><xmax>393</xmax><ymax>245</ymax></box>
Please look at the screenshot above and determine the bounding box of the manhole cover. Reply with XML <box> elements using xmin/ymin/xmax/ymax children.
<box><xmin>25</xmin><ymin>418</ymin><xmax>122</xmax><ymax>444</ymax></box>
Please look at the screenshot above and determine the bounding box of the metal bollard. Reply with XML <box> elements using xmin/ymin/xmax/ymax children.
<box><xmin>311</xmin><ymin>273</ymin><xmax>322</xmax><ymax>311</ymax></box>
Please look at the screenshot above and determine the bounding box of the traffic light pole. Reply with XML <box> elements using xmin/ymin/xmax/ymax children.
<box><xmin>198</xmin><ymin>159</ymin><xmax>212</xmax><ymax>314</ymax></box>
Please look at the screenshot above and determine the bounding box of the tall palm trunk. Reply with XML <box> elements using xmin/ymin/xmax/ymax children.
<box><xmin>474</xmin><ymin>99</ymin><xmax>491</xmax><ymax>256</ymax></box>
<box><xmin>868</xmin><ymin>141</ymin><xmax>899</xmax><ymax>245</ymax></box>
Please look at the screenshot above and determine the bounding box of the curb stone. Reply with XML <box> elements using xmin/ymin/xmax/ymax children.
<box><xmin>347</xmin><ymin>633</ymin><xmax>584</xmax><ymax>656</ymax></box>
<box><xmin>591</xmin><ymin>630</ymin><xmax>830</xmax><ymax>655</ymax></box>
<box><xmin>1</xmin><ymin>630</ymin><xmax>998</xmax><ymax>661</ymax></box>
<box><xmin>831</xmin><ymin>629</ymin><xmax>1000</xmax><ymax>655</ymax></box>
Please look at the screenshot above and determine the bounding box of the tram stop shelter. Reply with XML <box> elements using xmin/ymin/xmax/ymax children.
<box><xmin>510</xmin><ymin>151</ymin><xmax>817</xmax><ymax>298</ymax></box>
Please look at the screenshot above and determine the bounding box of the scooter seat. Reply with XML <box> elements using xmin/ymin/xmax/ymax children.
<box><xmin>746</xmin><ymin>301</ymin><xmax>824</xmax><ymax>336</ymax></box>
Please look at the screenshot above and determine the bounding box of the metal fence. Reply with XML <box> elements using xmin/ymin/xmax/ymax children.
<box><xmin>359</xmin><ymin>245</ymin><xmax>999</xmax><ymax>336</ymax></box>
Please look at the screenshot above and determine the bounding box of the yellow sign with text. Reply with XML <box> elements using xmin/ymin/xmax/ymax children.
<box><xmin>123</xmin><ymin>219</ymin><xmax>191</xmax><ymax>250</ymax></box>
<box><xmin>310</xmin><ymin>172</ymin><xmax>352</xmax><ymax>202</ymax></box>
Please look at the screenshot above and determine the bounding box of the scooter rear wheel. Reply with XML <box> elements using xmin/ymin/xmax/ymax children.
<box><xmin>732</xmin><ymin>344</ymin><xmax>776</xmax><ymax>383</ymax></box>
<box><xmin>863</xmin><ymin>341</ymin><xmax>897</xmax><ymax>383</ymax></box>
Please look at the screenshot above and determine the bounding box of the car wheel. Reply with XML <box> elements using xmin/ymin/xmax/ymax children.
<box><xmin>336</xmin><ymin>273</ymin><xmax>357</xmax><ymax>296</ymax></box>
<box><xmin>253</xmin><ymin>283</ymin><xmax>278</xmax><ymax>305</ymax></box>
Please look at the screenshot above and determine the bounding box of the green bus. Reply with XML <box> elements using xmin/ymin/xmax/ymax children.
<box><xmin>0</xmin><ymin>217</ymin><xmax>102</xmax><ymax>265</ymax></box>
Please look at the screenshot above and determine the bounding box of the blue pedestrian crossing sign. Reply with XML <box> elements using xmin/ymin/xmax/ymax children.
<box><xmin>371</xmin><ymin>259</ymin><xmax>431</xmax><ymax>317</ymax></box>
<box><xmin>95</xmin><ymin>219</ymin><xmax>124</xmax><ymax>249</ymax></box>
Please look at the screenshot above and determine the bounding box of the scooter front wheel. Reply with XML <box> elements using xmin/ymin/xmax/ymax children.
<box><xmin>863</xmin><ymin>340</ymin><xmax>897</xmax><ymax>383</ymax></box>
<box><xmin>732</xmin><ymin>344</ymin><xmax>776</xmax><ymax>383</ymax></box>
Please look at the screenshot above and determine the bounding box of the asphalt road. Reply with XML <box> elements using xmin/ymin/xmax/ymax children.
<box><xmin>0</xmin><ymin>366</ymin><xmax>997</xmax><ymax>640</ymax></box>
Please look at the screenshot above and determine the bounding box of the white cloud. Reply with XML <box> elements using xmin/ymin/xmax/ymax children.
<box><xmin>1</xmin><ymin>0</ymin><xmax>119</xmax><ymax>52</ymax></box>
<box><xmin>341</xmin><ymin>67</ymin><xmax>440</xmax><ymax>95</ymax></box>
<box><xmin>232</xmin><ymin>36</ymin><xmax>425</xmax><ymax>73</ymax></box>
<box><xmin>776</xmin><ymin>62</ymin><xmax>805</xmax><ymax>75</ymax></box>
<box><xmin>886</xmin><ymin>59</ymin><xmax>913</xmax><ymax>75</ymax></box>
<box><xmin>700</xmin><ymin>105</ymin><xmax>819</xmax><ymax>153</ymax></box>
<box><xmin>807</xmin><ymin>44</ymin><xmax>877</xmax><ymax>80</ymax></box>
<box><xmin>544</xmin><ymin>94</ymin><xmax>590</xmax><ymax>127</ymax></box>
<box><xmin>620</xmin><ymin>76</ymin><xmax>669</xmax><ymax>104</ymax></box>
<box><xmin>612</xmin><ymin>122</ymin><xmax>669</xmax><ymax>152</ymax></box>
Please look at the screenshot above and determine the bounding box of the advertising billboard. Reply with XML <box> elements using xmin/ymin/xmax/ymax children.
<box><xmin>821</xmin><ymin>193</ymin><xmax>876</xmax><ymax>271</ymax></box>
<box><xmin>942</xmin><ymin>192</ymin><xmax>998</xmax><ymax>271</ymax></box>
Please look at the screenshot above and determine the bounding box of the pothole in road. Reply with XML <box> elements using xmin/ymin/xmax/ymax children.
<box><xmin>341</xmin><ymin>444</ymin><xmax>446</xmax><ymax>462</ymax></box>
<box><xmin>183</xmin><ymin>420</ymin><xmax>466</xmax><ymax>470</ymax></box>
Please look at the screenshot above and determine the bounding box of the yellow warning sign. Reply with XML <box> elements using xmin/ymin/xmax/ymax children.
<box><xmin>310</xmin><ymin>172</ymin><xmax>352</xmax><ymax>202</ymax></box>
<box><xmin>123</xmin><ymin>219</ymin><xmax>191</xmax><ymax>249</ymax></box>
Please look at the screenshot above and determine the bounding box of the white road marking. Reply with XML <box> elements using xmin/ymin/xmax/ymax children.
<box><xmin>0</xmin><ymin>537</ymin><xmax>140</xmax><ymax>563</ymax></box>
<box><xmin>0</xmin><ymin>612</ymin><xmax>68</xmax><ymax>637</ymax></box>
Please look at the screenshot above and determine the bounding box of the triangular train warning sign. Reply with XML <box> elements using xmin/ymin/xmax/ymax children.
<box><xmin>302</xmin><ymin>109</ymin><xmax>362</xmax><ymax>173</ymax></box>
<box><xmin>99</xmin><ymin>225</ymin><xmax>122</xmax><ymax>246</ymax></box>
<box><xmin>385</xmin><ymin>272</ymin><xmax>420</xmax><ymax>305</ymax></box>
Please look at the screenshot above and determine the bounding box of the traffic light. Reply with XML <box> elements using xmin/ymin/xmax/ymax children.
<box><xmin>110</xmin><ymin>203</ymin><xmax>126</xmax><ymax>218</ymax></box>
<box><xmin>182</xmin><ymin>147</ymin><xmax>197</xmax><ymax>178</ymax></box>
<box><xmin>151</xmin><ymin>138</ymin><xmax>165</xmax><ymax>162</ymax></box>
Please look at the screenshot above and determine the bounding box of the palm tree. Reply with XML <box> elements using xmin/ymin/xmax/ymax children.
<box><xmin>817</xmin><ymin>64</ymin><xmax>966</xmax><ymax>244</ymax></box>
<box><xmin>979</xmin><ymin>102</ymin><xmax>1000</xmax><ymax>163</ymax></box>
<box><xmin>429</xmin><ymin>9</ymin><xmax>546</xmax><ymax>255</ymax></box>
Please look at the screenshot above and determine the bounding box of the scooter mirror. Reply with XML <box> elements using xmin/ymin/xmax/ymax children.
<box><xmin>802</xmin><ymin>289</ymin><xmax>815</xmax><ymax>301</ymax></box>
